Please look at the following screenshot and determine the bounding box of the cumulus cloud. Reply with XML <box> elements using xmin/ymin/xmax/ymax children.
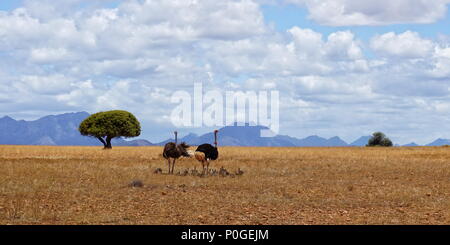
<box><xmin>20</xmin><ymin>74</ymin><xmax>75</xmax><ymax>95</ymax></box>
<box><xmin>366</xmin><ymin>31</ymin><xmax>450</xmax><ymax>99</ymax></box>
<box><xmin>0</xmin><ymin>0</ymin><xmax>450</xmax><ymax>143</ymax></box>
<box><xmin>429</xmin><ymin>46</ymin><xmax>450</xmax><ymax>78</ymax></box>
<box><xmin>287</xmin><ymin>28</ymin><xmax>363</xmax><ymax>61</ymax></box>
<box><xmin>370</xmin><ymin>31</ymin><xmax>435</xmax><ymax>58</ymax></box>
<box><xmin>29</xmin><ymin>48</ymin><xmax>75</xmax><ymax>63</ymax></box>
<box><xmin>287</xmin><ymin>0</ymin><xmax>450</xmax><ymax>26</ymax></box>
<box><xmin>325</xmin><ymin>31</ymin><xmax>363</xmax><ymax>60</ymax></box>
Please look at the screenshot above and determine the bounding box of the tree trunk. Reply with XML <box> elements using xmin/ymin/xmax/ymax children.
<box><xmin>105</xmin><ymin>136</ymin><xmax>112</xmax><ymax>149</ymax></box>
<box><xmin>97</xmin><ymin>137</ymin><xmax>106</xmax><ymax>148</ymax></box>
<box><xmin>97</xmin><ymin>136</ymin><xmax>112</xmax><ymax>149</ymax></box>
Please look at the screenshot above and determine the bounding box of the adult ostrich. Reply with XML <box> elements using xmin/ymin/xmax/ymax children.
<box><xmin>195</xmin><ymin>130</ymin><xmax>219</xmax><ymax>173</ymax></box>
<box><xmin>162</xmin><ymin>131</ymin><xmax>190</xmax><ymax>174</ymax></box>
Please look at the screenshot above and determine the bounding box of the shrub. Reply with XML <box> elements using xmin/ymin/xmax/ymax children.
<box><xmin>366</xmin><ymin>132</ymin><xmax>393</xmax><ymax>147</ymax></box>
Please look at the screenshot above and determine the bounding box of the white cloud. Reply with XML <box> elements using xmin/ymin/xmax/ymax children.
<box><xmin>288</xmin><ymin>27</ymin><xmax>324</xmax><ymax>59</ymax></box>
<box><xmin>325</xmin><ymin>31</ymin><xmax>363</xmax><ymax>60</ymax></box>
<box><xmin>0</xmin><ymin>0</ymin><xmax>450</xmax><ymax>144</ymax></box>
<box><xmin>287</xmin><ymin>0</ymin><xmax>450</xmax><ymax>26</ymax></box>
<box><xmin>287</xmin><ymin>28</ymin><xmax>363</xmax><ymax>61</ymax></box>
<box><xmin>29</xmin><ymin>48</ymin><xmax>74</xmax><ymax>63</ymax></box>
<box><xmin>429</xmin><ymin>46</ymin><xmax>450</xmax><ymax>78</ymax></box>
<box><xmin>370</xmin><ymin>31</ymin><xmax>435</xmax><ymax>58</ymax></box>
<box><xmin>20</xmin><ymin>74</ymin><xmax>74</xmax><ymax>95</ymax></box>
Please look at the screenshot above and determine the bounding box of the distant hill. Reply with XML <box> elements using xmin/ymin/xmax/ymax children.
<box><xmin>156</xmin><ymin>125</ymin><xmax>349</xmax><ymax>147</ymax></box>
<box><xmin>426</xmin><ymin>138</ymin><xmax>450</xmax><ymax>146</ymax></box>
<box><xmin>402</xmin><ymin>142</ymin><xmax>420</xmax><ymax>147</ymax></box>
<box><xmin>0</xmin><ymin>112</ymin><xmax>96</xmax><ymax>146</ymax></box>
<box><xmin>1</xmin><ymin>112</ymin><xmax>448</xmax><ymax>147</ymax></box>
<box><xmin>349</xmin><ymin>136</ymin><xmax>371</xmax><ymax>146</ymax></box>
<box><xmin>156</xmin><ymin>125</ymin><xmax>300</xmax><ymax>146</ymax></box>
<box><xmin>0</xmin><ymin>112</ymin><xmax>154</xmax><ymax>146</ymax></box>
<box><xmin>117</xmin><ymin>139</ymin><xmax>154</xmax><ymax>146</ymax></box>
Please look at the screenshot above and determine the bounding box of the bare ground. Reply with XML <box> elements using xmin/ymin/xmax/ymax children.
<box><xmin>0</xmin><ymin>145</ymin><xmax>449</xmax><ymax>224</ymax></box>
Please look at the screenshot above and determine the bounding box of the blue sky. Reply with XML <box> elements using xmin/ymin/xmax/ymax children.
<box><xmin>0</xmin><ymin>1</ymin><xmax>22</xmax><ymax>10</ymax></box>
<box><xmin>261</xmin><ymin>2</ymin><xmax>450</xmax><ymax>60</ymax></box>
<box><xmin>0</xmin><ymin>0</ymin><xmax>450</xmax><ymax>145</ymax></box>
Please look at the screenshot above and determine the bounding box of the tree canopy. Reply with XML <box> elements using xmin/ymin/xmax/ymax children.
<box><xmin>366</xmin><ymin>132</ymin><xmax>393</xmax><ymax>147</ymax></box>
<box><xmin>79</xmin><ymin>110</ymin><xmax>141</xmax><ymax>149</ymax></box>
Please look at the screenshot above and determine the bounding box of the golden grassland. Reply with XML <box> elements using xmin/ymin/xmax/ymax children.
<box><xmin>0</xmin><ymin>145</ymin><xmax>449</xmax><ymax>225</ymax></box>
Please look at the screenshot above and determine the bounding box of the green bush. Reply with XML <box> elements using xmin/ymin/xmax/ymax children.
<box><xmin>366</xmin><ymin>132</ymin><xmax>393</xmax><ymax>147</ymax></box>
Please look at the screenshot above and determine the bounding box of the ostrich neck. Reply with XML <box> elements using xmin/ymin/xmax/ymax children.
<box><xmin>214</xmin><ymin>132</ymin><xmax>218</xmax><ymax>147</ymax></box>
<box><xmin>175</xmin><ymin>133</ymin><xmax>178</xmax><ymax>144</ymax></box>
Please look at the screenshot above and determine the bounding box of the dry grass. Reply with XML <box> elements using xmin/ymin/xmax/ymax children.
<box><xmin>0</xmin><ymin>145</ymin><xmax>449</xmax><ymax>225</ymax></box>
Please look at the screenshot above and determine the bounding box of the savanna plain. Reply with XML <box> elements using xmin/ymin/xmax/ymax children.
<box><xmin>0</xmin><ymin>145</ymin><xmax>449</xmax><ymax>225</ymax></box>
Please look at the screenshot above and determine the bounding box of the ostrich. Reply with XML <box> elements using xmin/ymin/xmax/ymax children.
<box><xmin>162</xmin><ymin>131</ymin><xmax>190</xmax><ymax>174</ymax></box>
<box><xmin>194</xmin><ymin>130</ymin><xmax>219</xmax><ymax>174</ymax></box>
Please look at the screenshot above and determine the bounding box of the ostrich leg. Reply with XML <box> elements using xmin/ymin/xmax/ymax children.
<box><xmin>167</xmin><ymin>158</ymin><xmax>172</xmax><ymax>174</ymax></box>
<box><xmin>172</xmin><ymin>159</ymin><xmax>176</xmax><ymax>175</ymax></box>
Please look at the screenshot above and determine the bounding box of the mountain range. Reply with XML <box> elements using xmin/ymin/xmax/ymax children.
<box><xmin>0</xmin><ymin>112</ymin><xmax>151</xmax><ymax>147</ymax></box>
<box><xmin>1</xmin><ymin>112</ymin><xmax>449</xmax><ymax>147</ymax></box>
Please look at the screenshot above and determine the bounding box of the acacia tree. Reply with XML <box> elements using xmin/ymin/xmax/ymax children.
<box><xmin>366</xmin><ymin>132</ymin><xmax>393</xmax><ymax>147</ymax></box>
<box><xmin>79</xmin><ymin>110</ymin><xmax>141</xmax><ymax>149</ymax></box>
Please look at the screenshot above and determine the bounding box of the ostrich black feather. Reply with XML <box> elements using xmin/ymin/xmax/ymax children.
<box><xmin>195</xmin><ymin>143</ymin><xmax>218</xmax><ymax>160</ymax></box>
